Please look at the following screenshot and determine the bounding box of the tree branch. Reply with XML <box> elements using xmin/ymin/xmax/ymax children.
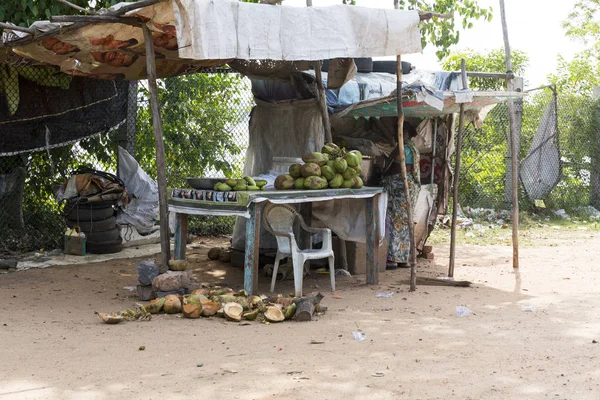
<box><xmin>419</xmin><ymin>11</ymin><xmax>454</xmax><ymax>21</ymax></box>
<box><xmin>50</xmin><ymin>15</ymin><xmax>142</xmax><ymax>26</ymax></box>
<box><xmin>54</xmin><ymin>0</ymin><xmax>98</xmax><ymax>15</ymax></box>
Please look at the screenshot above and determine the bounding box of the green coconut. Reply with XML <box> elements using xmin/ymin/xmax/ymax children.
<box><xmin>163</xmin><ymin>294</ymin><xmax>182</xmax><ymax>314</ymax></box>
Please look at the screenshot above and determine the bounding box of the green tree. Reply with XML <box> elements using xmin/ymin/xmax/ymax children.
<box><xmin>441</xmin><ymin>48</ymin><xmax>529</xmax><ymax>90</ymax></box>
<box><xmin>0</xmin><ymin>0</ymin><xmax>118</xmax><ymax>27</ymax></box>
<box><xmin>135</xmin><ymin>73</ymin><xmax>251</xmax><ymax>187</ymax></box>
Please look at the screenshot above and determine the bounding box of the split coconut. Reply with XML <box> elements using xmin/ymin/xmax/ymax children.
<box><xmin>163</xmin><ymin>294</ymin><xmax>182</xmax><ymax>314</ymax></box>
<box><xmin>223</xmin><ymin>302</ymin><xmax>244</xmax><ymax>322</ymax></box>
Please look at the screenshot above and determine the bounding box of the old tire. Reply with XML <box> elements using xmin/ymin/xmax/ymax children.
<box><xmin>86</xmin><ymin>227</ymin><xmax>120</xmax><ymax>243</ymax></box>
<box><xmin>353</xmin><ymin>57</ymin><xmax>373</xmax><ymax>73</ymax></box>
<box><xmin>67</xmin><ymin>216</ymin><xmax>117</xmax><ymax>232</ymax></box>
<box><xmin>65</xmin><ymin>204</ymin><xmax>114</xmax><ymax>221</ymax></box>
<box><xmin>86</xmin><ymin>238</ymin><xmax>123</xmax><ymax>254</ymax></box>
<box><xmin>372</xmin><ymin>60</ymin><xmax>412</xmax><ymax>75</ymax></box>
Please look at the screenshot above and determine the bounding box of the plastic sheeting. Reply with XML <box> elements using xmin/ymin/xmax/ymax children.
<box><xmin>174</xmin><ymin>0</ymin><xmax>422</xmax><ymax>61</ymax></box>
<box><xmin>233</xmin><ymin>98</ymin><xmax>323</xmax><ymax>250</ymax></box>
<box><xmin>116</xmin><ymin>147</ymin><xmax>159</xmax><ymax>235</ymax></box>
<box><xmin>521</xmin><ymin>99</ymin><xmax>561</xmax><ymax>201</ymax></box>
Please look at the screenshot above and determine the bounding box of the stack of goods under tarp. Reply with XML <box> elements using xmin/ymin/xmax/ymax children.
<box><xmin>55</xmin><ymin>168</ymin><xmax>128</xmax><ymax>254</ymax></box>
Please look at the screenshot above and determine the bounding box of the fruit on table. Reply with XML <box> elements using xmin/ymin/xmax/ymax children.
<box><xmin>301</xmin><ymin>163</ymin><xmax>321</xmax><ymax>178</ymax></box>
<box><xmin>211</xmin><ymin>177</ymin><xmax>265</xmax><ymax>192</ymax></box>
<box><xmin>274</xmin><ymin>145</ymin><xmax>364</xmax><ymax>190</ymax></box>
<box><xmin>274</xmin><ymin>174</ymin><xmax>295</xmax><ymax>190</ymax></box>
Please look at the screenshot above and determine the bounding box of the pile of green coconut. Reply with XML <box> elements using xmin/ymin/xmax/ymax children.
<box><xmin>97</xmin><ymin>288</ymin><xmax>324</xmax><ymax>325</ymax></box>
<box><xmin>274</xmin><ymin>143</ymin><xmax>364</xmax><ymax>190</ymax></box>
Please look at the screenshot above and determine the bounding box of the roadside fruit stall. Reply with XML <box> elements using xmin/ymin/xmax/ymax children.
<box><xmin>169</xmin><ymin>144</ymin><xmax>385</xmax><ymax>295</ymax></box>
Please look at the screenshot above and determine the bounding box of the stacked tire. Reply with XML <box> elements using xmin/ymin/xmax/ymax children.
<box><xmin>64</xmin><ymin>201</ymin><xmax>122</xmax><ymax>254</ymax></box>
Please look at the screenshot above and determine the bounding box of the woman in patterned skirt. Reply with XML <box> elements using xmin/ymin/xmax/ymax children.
<box><xmin>381</xmin><ymin>122</ymin><xmax>420</xmax><ymax>269</ymax></box>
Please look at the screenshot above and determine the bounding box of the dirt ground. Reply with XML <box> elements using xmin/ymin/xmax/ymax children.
<box><xmin>1</xmin><ymin>230</ymin><xmax>599</xmax><ymax>400</ymax></box>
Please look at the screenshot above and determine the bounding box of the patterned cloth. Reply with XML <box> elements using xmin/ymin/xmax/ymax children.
<box><xmin>381</xmin><ymin>141</ymin><xmax>421</xmax><ymax>264</ymax></box>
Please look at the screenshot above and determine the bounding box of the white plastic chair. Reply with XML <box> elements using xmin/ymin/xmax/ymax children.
<box><xmin>263</xmin><ymin>203</ymin><xmax>335</xmax><ymax>297</ymax></box>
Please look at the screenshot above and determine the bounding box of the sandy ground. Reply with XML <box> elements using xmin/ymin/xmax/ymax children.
<box><xmin>1</xmin><ymin>231</ymin><xmax>599</xmax><ymax>400</ymax></box>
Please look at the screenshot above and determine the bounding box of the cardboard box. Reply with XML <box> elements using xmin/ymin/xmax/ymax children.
<box><xmin>333</xmin><ymin>237</ymin><xmax>388</xmax><ymax>275</ymax></box>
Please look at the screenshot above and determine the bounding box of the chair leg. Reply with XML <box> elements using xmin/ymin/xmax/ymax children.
<box><xmin>292</xmin><ymin>254</ymin><xmax>305</xmax><ymax>297</ymax></box>
<box><xmin>328</xmin><ymin>255</ymin><xmax>336</xmax><ymax>292</ymax></box>
<box><xmin>270</xmin><ymin>253</ymin><xmax>283</xmax><ymax>293</ymax></box>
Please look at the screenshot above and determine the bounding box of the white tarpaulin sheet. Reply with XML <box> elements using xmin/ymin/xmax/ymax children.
<box><xmin>173</xmin><ymin>0</ymin><xmax>422</xmax><ymax>61</ymax></box>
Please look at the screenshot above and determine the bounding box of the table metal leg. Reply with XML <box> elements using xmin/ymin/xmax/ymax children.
<box><xmin>173</xmin><ymin>213</ymin><xmax>188</xmax><ymax>261</ymax></box>
<box><xmin>366</xmin><ymin>194</ymin><xmax>380</xmax><ymax>285</ymax></box>
<box><xmin>244</xmin><ymin>202</ymin><xmax>262</xmax><ymax>295</ymax></box>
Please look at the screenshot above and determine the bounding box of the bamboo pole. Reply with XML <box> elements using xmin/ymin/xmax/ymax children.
<box><xmin>499</xmin><ymin>0</ymin><xmax>519</xmax><ymax>269</ymax></box>
<box><xmin>448</xmin><ymin>59</ymin><xmax>468</xmax><ymax>278</ymax></box>
<box><xmin>393</xmin><ymin>0</ymin><xmax>416</xmax><ymax>292</ymax></box>
<box><xmin>142</xmin><ymin>25</ymin><xmax>170</xmax><ymax>272</ymax></box>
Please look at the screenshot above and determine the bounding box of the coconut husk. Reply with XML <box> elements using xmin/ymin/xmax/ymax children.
<box><xmin>265</xmin><ymin>295</ymin><xmax>297</xmax><ymax>308</ymax></box>
<box><xmin>98</xmin><ymin>312</ymin><xmax>125</xmax><ymax>324</ymax></box>
<box><xmin>210</xmin><ymin>287</ymin><xmax>235</xmax><ymax>296</ymax></box>
<box><xmin>168</xmin><ymin>259</ymin><xmax>188</xmax><ymax>271</ymax></box>
<box><xmin>207</xmin><ymin>248</ymin><xmax>221</xmax><ymax>260</ymax></box>
<box><xmin>264</xmin><ymin>306</ymin><xmax>285</xmax><ymax>323</ymax></box>
<box><xmin>223</xmin><ymin>302</ymin><xmax>244</xmax><ymax>322</ymax></box>
<box><xmin>218</xmin><ymin>249</ymin><xmax>232</xmax><ymax>263</ymax></box>
<box><xmin>243</xmin><ymin>309</ymin><xmax>259</xmax><ymax>321</ymax></box>
<box><xmin>190</xmin><ymin>288</ymin><xmax>211</xmax><ymax>296</ymax></box>
<box><xmin>164</xmin><ymin>294</ymin><xmax>182</xmax><ymax>314</ymax></box>
<box><xmin>119</xmin><ymin>304</ymin><xmax>151</xmax><ymax>321</ymax></box>
<box><xmin>143</xmin><ymin>298</ymin><xmax>165</xmax><ymax>314</ymax></box>
<box><xmin>214</xmin><ymin>295</ymin><xmax>249</xmax><ymax>309</ymax></box>
<box><xmin>183</xmin><ymin>303</ymin><xmax>203</xmax><ymax>319</ymax></box>
<box><xmin>200</xmin><ymin>300</ymin><xmax>220</xmax><ymax>317</ymax></box>
<box><xmin>283</xmin><ymin>303</ymin><xmax>297</xmax><ymax>320</ymax></box>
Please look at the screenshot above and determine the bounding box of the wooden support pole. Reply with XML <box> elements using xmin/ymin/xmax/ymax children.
<box><xmin>394</xmin><ymin>0</ymin><xmax>416</xmax><ymax>292</ymax></box>
<box><xmin>142</xmin><ymin>24</ymin><xmax>170</xmax><ymax>272</ymax></box>
<box><xmin>448</xmin><ymin>59</ymin><xmax>468</xmax><ymax>278</ymax></box>
<box><xmin>0</xmin><ymin>22</ymin><xmax>35</xmax><ymax>34</ymax></box>
<box><xmin>314</xmin><ymin>64</ymin><xmax>333</xmax><ymax>144</ymax></box>
<box><xmin>499</xmin><ymin>0</ymin><xmax>519</xmax><ymax>269</ymax></box>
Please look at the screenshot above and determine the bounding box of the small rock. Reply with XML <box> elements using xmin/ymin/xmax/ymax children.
<box><xmin>593</xmin><ymin>340</ymin><xmax>598</xmax><ymax>344</ymax></box>
<box><xmin>139</xmin><ymin>346</ymin><xmax>145</xmax><ymax>351</ymax></box>
<box><xmin>197</xmin><ymin>363</ymin><xmax>204</xmax><ymax>367</ymax></box>
<box><xmin>152</xmin><ymin>270</ymin><xmax>191</xmax><ymax>292</ymax></box>
<box><xmin>136</xmin><ymin>259</ymin><xmax>161</xmax><ymax>285</ymax></box>
<box><xmin>137</xmin><ymin>285</ymin><xmax>155</xmax><ymax>301</ymax></box>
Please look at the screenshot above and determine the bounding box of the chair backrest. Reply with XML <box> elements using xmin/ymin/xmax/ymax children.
<box><xmin>263</xmin><ymin>203</ymin><xmax>299</xmax><ymax>254</ymax></box>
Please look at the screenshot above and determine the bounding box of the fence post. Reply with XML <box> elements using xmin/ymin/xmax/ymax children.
<box><xmin>504</xmin><ymin>76</ymin><xmax>523</xmax><ymax>204</ymax></box>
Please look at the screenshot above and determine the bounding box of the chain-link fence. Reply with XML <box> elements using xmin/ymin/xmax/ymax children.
<box><xmin>0</xmin><ymin>68</ymin><xmax>253</xmax><ymax>256</ymax></box>
<box><xmin>457</xmin><ymin>86</ymin><xmax>600</xmax><ymax>216</ymax></box>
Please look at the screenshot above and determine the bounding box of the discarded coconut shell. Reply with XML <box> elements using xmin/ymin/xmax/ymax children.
<box><xmin>283</xmin><ymin>303</ymin><xmax>297</xmax><ymax>320</ymax></box>
<box><xmin>207</xmin><ymin>248</ymin><xmax>221</xmax><ymax>260</ymax></box>
<box><xmin>210</xmin><ymin>287</ymin><xmax>235</xmax><ymax>296</ymax></box>
<box><xmin>144</xmin><ymin>297</ymin><xmax>165</xmax><ymax>314</ymax></box>
<box><xmin>223</xmin><ymin>302</ymin><xmax>244</xmax><ymax>322</ymax></box>
<box><xmin>183</xmin><ymin>303</ymin><xmax>203</xmax><ymax>319</ymax></box>
<box><xmin>98</xmin><ymin>312</ymin><xmax>125</xmax><ymax>324</ymax></box>
<box><xmin>168</xmin><ymin>259</ymin><xmax>188</xmax><ymax>271</ymax></box>
<box><xmin>190</xmin><ymin>288</ymin><xmax>210</xmax><ymax>296</ymax></box>
<box><xmin>163</xmin><ymin>294</ymin><xmax>182</xmax><ymax>314</ymax></box>
<box><xmin>200</xmin><ymin>300</ymin><xmax>220</xmax><ymax>316</ymax></box>
<box><xmin>243</xmin><ymin>309</ymin><xmax>259</xmax><ymax>321</ymax></box>
<box><xmin>214</xmin><ymin>295</ymin><xmax>249</xmax><ymax>309</ymax></box>
<box><xmin>218</xmin><ymin>249</ymin><xmax>232</xmax><ymax>263</ymax></box>
<box><xmin>264</xmin><ymin>306</ymin><xmax>285</xmax><ymax>323</ymax></box>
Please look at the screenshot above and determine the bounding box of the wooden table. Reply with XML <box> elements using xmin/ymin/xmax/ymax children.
<box><xmin>169</xmin><ymin>187</ymin><xmax>385</xmax><ymax>295</ymax></box>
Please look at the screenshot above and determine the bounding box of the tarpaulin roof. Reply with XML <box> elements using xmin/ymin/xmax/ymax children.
<box><xmin>335</xmin><ymin>91</ymin><xmax>527</xmax><ymax>119</ymax></box>
<box><xmin>1</xmin><ymin>0</ymin><xmax>422</xmax><ymax>81</ymax></box>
